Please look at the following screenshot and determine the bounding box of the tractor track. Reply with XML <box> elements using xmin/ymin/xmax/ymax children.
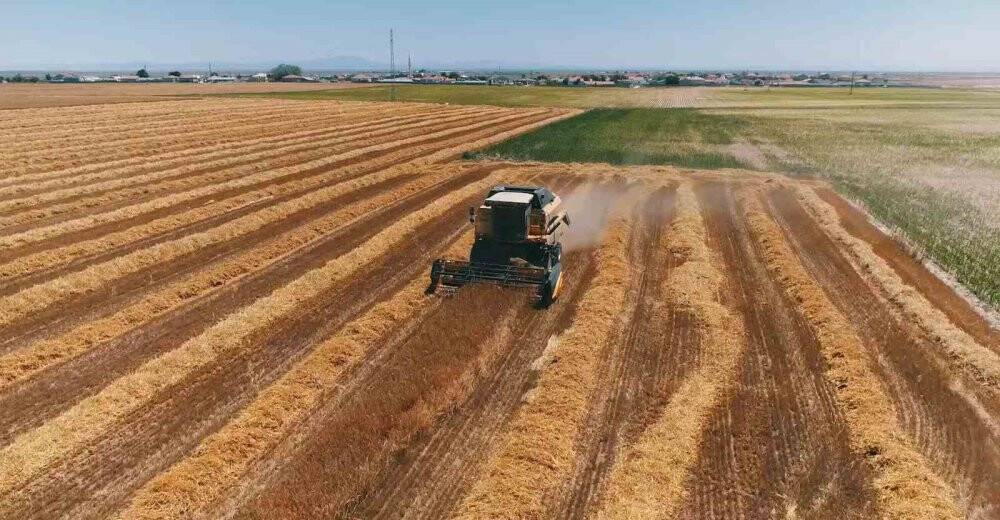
<box><xmin>553</xmin><ymin>186</ymin><xmax>697</xmax><ymax>519</ymax></box>
<box><xmin>765</xmin><ymin>185</ymin><xmax>1000</xmax><ymax>516</ymax></box>
<box><xmin>675</xmin><ymin>182</ymin><xmax>876</xmax><ymax>519</ymax></box>
<box><xmin>343</xmin><ymin>180</ymin><xmax>603</xmax><ymax>520</ymax></box>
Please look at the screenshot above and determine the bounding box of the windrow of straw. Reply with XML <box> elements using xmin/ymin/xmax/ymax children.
<box><xmin>0</xmin><ymin>100</ymin><xmax>310</xmax><ymax>151</ymax></box>
<box><xmin>0</xmin><ymin>105</ymin><xmax>511</xmax><ymax>217</ymax></box>
<box><xmin>0</xmin><ymin>108</ymin><xmax>540</xmax><ymax>233</ymax></box>
<box><xmin>5</xmin><ymin>102</ymin><xmax>474</xmax><ymax>186</ymax></box>
<box><xmin>593</xmin><ymin>182</ymin><xmax>746</xmax><ymax>520</ymax></box>
<box><xmin>451</xmin><ymin>207</ymin><xmax>633</xmax><ymax>520</ymax></box>
<box><xmin>113</xmin><ymin>236</ymin><xmax>481</xmax><ymax>520</ymax></box>
<box><xmin>796</xmin><ymin>186</ymin><xmax>999</xmax><ymax>389</ymax></box>
<box><xmin>0</xmin><ymin>107</ymin><xmax>552</xmax><ymax>252</ymax></box>
<box><xmin>0</xmin><ymin>163</ymin><xmax>476</xmax><ymax>390</ymax></box>
<box><xmin>741</xmin><ymin>189</ymin><xmax>961</xmax><ymax>520</ymax></box>
<box><xmin>0</xmin><ymin>152</ymin><xmax>477</xmax><ymax>329</ymax></box>
<box><xmin>3</xmin><ymin>100</ymin><xmax>375</xmax><ymax>158</ymax></box>
<box><xmin>0</xmin><ymin>98</ymin><xmax>305</xmax><ymax>137</ymax></box>
<box><xmin>0</xmin><ymin>172</ymin><xmax>506</xmax><ymax>498</ymax></box>
<box><xmin>0</xmin><ymin>102</ymin><xmax>439</xmax><ymax>194</ymax></box>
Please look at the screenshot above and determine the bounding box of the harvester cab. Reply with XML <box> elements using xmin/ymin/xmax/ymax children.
<box><xmin>428</xmin><ymin>184</ymin><xmax>570</xmax><ymax>307</ymax></box>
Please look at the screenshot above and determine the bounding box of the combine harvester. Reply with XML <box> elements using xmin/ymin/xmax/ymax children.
<box><xmin>428</xmin><ymin>185</ymin><xmax>570</xmax><ymax>307</ymax></box>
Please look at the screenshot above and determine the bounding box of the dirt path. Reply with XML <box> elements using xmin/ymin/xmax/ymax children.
<box><xmin>675</xmin><ymin>182</ymin><xmax>876</xmax><ymax>519</ymax></box>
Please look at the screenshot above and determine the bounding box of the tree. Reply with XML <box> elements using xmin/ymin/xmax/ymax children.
<box><xmin>136</xmin><ymin>68</ymin><xmax>149</xmax><ymax>78</ymax></box>
<box><xmin>168</xmin><ymin>71</ymin><xmax>182</xmax><ymax>77</ymax></box>
<box><xmin>270</xmin><ymin>63</ymin><xmax>302</xmax><ymax>80</ymax></box>
<box><xmin>45</xmin><ymin>73</ymin><xmax>52</xmax><ymax>81</ymax></box>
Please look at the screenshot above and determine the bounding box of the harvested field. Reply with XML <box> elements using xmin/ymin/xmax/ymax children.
<box><xmin>0</xmin><ymin>99</ymin><xmax>996</xmax><ymax>520</ymax></box>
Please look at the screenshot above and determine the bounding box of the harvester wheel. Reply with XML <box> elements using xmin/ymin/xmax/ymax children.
<box><xmin>538</xmin><ymin>282</ymin><xmax>554</xmax><ymax>308</ymax></box>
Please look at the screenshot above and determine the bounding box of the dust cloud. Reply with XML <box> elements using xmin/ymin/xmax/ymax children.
<box><xmin>561</xmin><ymin>182</ymin><xmax>641</xmax><ymax>252</ymax></box>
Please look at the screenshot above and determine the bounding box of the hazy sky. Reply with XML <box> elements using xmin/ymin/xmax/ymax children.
<box><xmin>2</xmin><ymin>0</ymin><xmax>998</xmax><ymax>70</ymax></box>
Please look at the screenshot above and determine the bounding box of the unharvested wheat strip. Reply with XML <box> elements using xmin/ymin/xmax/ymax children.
<box><xmin>741</xmin><ymin>190</ymin><xmax>961</xmax><ymax>520</ymax></box>
<box><xmin>0</xmin><ymin>164</ymin><xmax>475</xmax><ymax>390</ymax></box>
<box><xmin>0</xmin><ymin>106</ymin><xmax>504</xmax><ymax>214</ymax></box>
<box><xmin>0</xmin><ymin>174</ymin><xmax>504</xmax><ymax>499</ymax></box>
<box><xmin>0</xmin><ymin>108</ymin><xmax>482</xmax><ymax>240</ymax></box>
<box><xmin>2</xmin><ymin>101</ymin><xmax>340</xmax><ymax>154</ymax></box>
<box><xmin>0</xmin><ymin>108</ymin><xmax>522</xmax><ymax>229</ymax></box>
<box><xmin>0</xmin><ymin>103</ymin><xmax>452</xmax><ymax>191</ymax></box>
<box><xmin>796</xmin><ymin>187</ymin><xmax>1000</xmax><ymax>390</ymax></box>
<box><xmin>452</xmin><ymin>209</ymin><xmax>633</xmax><ymax>520</ymax></box>
<box><xmin>113</xmin><ymin>236</ymin><xmax>477</xmax><ymax>520</ymax></box>
<box><xmin>593</xmin><ymin>182</ymin><xmax>746</xmax><ymax>520</ymax></box>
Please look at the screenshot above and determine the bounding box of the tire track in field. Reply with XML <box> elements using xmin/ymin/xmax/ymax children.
<box><xmin>345</xmin><ymin>181</ymin><xmax>610</xmax><ymax>520</ymax></box>
<box><xmin>765</xmin><ymin>186</ymin><xmax>999</xmax><ymax>516</ymax></box>
<box><xmin>550</xmin><ymin>187</ymin><xmax>690</xmax><ymax>519</ymax></box>
<box><xmin>0</xmin><ymin>106</ymin><xmax>507</xmax><ymax>222</ymax></box>
<box><xmin>813</xmin><ymin>188</ymin><xmax>999</xmax><ymax>352</ymax></box>
<box><xmin>0</xmin><ymin>174</ymin><xmax>506</xmax><ymax>520</ymax></box>
<box><xmin>673</xmin><ymin>182</ymin><xmax>876</xmax><ymax>519</ymax></box>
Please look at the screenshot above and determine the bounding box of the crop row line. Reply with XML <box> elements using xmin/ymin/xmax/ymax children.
<box><xmin>0</xmin><ymin>172</ymin><xmax>506</xmax><ymax>502</ymax></box>
<box><xmin>741</xmin><ymin>188</ymin><xmax>961</xmax><ymax>519</ymax></box>
<box><xmin>0</xmin><ymin>107</ymin><xmax>520</xmax><ymax>230</ymax></box>
<box><xmin>0</xmin><ymin>102</ymin><xmax>439</xmax><ymax>192</ymax></box>
<box><xmin>453</xmin><ymin>203</ymin><xmax>634</xmax><ymax>519</ymax></box>
<box><xmin>0</xmin><ymin>100</ymin><xmax>358</xmax><ymax>153</ymax></box>
<box><xmin>0</xmin><ymin>105</ymin><xmax>503</xmax><ymax>214</ymax></box>
<box><xmin>593</xmin><ymin>182</ymin><xmax>746</xmax><ymax>519</ymax></box>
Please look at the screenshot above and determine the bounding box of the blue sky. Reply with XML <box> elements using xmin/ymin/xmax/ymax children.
<box><xmin>1</xmin><ymin>0</ymin><xmax>998</xmax><ymax>71</ymax></box>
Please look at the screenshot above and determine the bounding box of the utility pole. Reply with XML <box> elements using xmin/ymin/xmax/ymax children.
<box><xmin>850</xmin><ymin>70</ymin><xmax>855</xmax><ymax>95</ymax></box>
<box><xmin>408</xmin><ymin>53</ymin><xmax>412</xmax><ymax>78</ymax></box>
<box><xmin>389</xmin><ymin>29</ymin><xmax>395</xmax><ymax>76</ymax></box>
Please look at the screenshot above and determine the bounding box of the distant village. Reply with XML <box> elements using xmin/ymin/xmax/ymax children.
<box><xmin>0</xmin><ymin>68</ymin><xmax>895</xmax><ymax>88</ymax></box>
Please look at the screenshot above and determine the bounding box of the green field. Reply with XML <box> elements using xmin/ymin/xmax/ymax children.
<box><xmin>240</xmin><ymin>85</ymin><xmax>1000</xmax><ymax>308</ymax></box>
<box><xmin>225</xmin><ymin>83</ymin><xmax>711</xmax><ymax>108</ymax></box>
<box><xmin>468</xmin><ymin>108</ymin><xmax>748</xmax><ymax>169</ymax></box>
